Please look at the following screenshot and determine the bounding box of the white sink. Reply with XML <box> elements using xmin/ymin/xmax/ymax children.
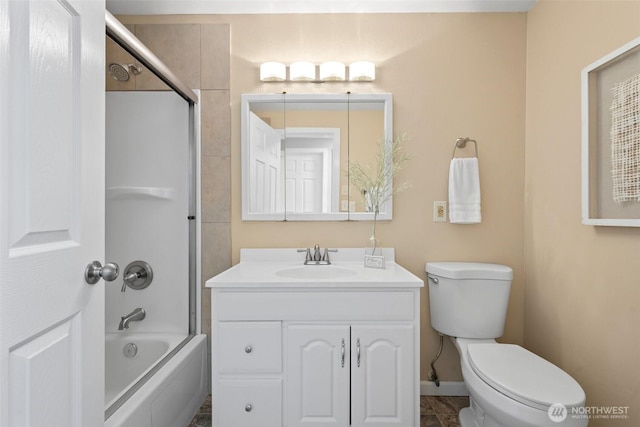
<box><xmin>275</xmin><ymin>265</ymin><xmax>358</xmax><ymax>280</ymax></box>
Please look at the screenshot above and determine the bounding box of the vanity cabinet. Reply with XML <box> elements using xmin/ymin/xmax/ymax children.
<box><xmin>207</xmin><ymin>248</ymin><xmax>423</xmax><ymax>427</ymax></box>
<box><xmin>210</xmin><ymin>288</ymin><xmax>420</xmax><ymax>427</ymax></box>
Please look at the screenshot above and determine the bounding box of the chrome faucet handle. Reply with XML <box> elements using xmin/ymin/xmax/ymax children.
<box><xmin>297</xmin><ymin>248</ymin><xmax>312</xmax><ymax>262</ymax></box>
<box><xmin>322</xmin><ymin>248</ymin><xmax>338</xmax><ymax>262</ymax></box>
<box><xmin>313</xmin><ymin>244</ymin><xmax>322</xmax><ymax>261</ymax></box>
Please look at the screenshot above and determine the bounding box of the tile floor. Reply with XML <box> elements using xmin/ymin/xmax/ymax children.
<box><xmin>187</xmin><ymin>394</ymin><xmax>470</xmax><ymax>427</ymax></box>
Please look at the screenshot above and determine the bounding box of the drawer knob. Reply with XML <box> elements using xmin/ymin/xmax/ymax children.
<box><xmin>245</xmin><ymin>404</ymin><xmax>252</xmax><ymax>412</ymax></box>
<box><xmin>245</xmin><ymin>345</ymin><xmax>252</xmax><ymax>353</ymax></box>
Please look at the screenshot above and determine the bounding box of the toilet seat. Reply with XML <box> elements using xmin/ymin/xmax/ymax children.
<box><xmin>467</xmin><ymin>343</ymin><xmax>585</xmax><ymax>411</ymax></box>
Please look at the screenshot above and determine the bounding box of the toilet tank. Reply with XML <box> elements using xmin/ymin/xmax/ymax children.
<box><xmin>426</xmin><ymin>262</ymin><xmax>513</xmax><ymax>339</ymax></box>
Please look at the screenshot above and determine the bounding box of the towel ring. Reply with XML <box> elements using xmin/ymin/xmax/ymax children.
<box><xmin>452</xmin><ymin>137</ymin><xmax>478</xmax><ymax>159</ymax></box>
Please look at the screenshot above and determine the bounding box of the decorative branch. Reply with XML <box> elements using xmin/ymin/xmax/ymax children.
<box><xmin>348</xmin><ymin>132</ymin><xmax>411</xmax><ymax>253</ymax></box>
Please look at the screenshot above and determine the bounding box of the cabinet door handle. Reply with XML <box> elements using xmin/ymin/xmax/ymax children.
<box><xmin>356</xmin><ymin>338</ymin><xmax>361</xmax><ymax>367</ymax></box>
<box><xmin>341</xmin><ymin>338</ymin><xmax>345</xmax><ymax>368</ymax></box>
<box><xmin>245</xmin><ymin>345</ymin><xmax>252</xmax><ymax>354</ymax></box>
<box><xmin>245</xmin><ymin>404</ymin><xmax>252</xmax><ymax>412</ymax></box>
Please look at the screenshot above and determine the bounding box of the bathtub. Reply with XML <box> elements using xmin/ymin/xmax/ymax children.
<box><xmin>105</xmin><ymin>333</ymin><xmax>208</xmax><ymax>427</ymax></box>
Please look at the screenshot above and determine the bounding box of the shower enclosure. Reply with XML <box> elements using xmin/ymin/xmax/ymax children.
<box><xmin>104</xmin><ymin>12</ymin><xmax>207</xmax><ymax>426</ymax></box>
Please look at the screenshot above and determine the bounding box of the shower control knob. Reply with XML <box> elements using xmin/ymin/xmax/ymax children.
<box><xmin>84</xmin><ymin>261</ymin><xmax>120</xmax><ymax>285</ymax></box>
<box><xmin>245</xmin><ymin>404</ymin><xmax>252</xmax><ymax>412</ymax></box>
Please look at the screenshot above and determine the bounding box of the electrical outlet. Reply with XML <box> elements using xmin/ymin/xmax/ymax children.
<box><xmin>341</xmin><ymin>200</ymin><xmax>349</xmax><ymax>211</ymax></box>
<box><xmin>434</xmin><ymin>201</ymin><xmax>447</xmax><ymax>222</ymax></box>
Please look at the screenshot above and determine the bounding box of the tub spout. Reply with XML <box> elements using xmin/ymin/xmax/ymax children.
<box><xmin>118</xmin><ymin>308</ymin><xmax>145</xmax><ymax>330</ymax></box>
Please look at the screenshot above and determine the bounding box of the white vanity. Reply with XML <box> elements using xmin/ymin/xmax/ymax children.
<box><xmin>206</xmin><ymin>248</ymin><xmax>424</xmax><ymax>427</ymax></box>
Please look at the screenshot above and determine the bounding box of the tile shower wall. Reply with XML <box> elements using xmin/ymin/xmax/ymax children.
<box><xmin>106</xmin><ymin>23</ymin><xmax>231</xmax><ymax>380</ymax></box>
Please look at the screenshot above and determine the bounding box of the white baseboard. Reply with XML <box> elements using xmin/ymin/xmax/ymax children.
<box><xmin>420</xmin><ymin>380</ymin><xmax>468</xmax><ymax>396</ymax></box>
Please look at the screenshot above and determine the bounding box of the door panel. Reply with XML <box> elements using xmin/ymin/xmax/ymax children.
<box><xmin>249</xmin><ymin>111</ymin><xmax>282</xmax><ymax>214</ymax></box>
<box><xmin>7</xmin><ymin>0</ymin><xmax>80</xmax><ymax>252</ymax></box>
<box><xmin>286</xmin><ymin>325</ymin><xmax>350</xmax><ymax>426</ymax></box>
<box><xmin>285</xmin><ymin>151</ymin><xmax>323</xmax><ymax>213</ymax></box>
<box><xmin>9</xmin><ymin>316</ymin><xmax>80</xmax><ymax>426</ymax></box>
<box><xmin>0</xmin><ymin>0</ymin><xmax>105</xmax><ymax>425</ymax></box>
<box><xmin>351</xmin><ymin>325</ymin><xmax>414</xmax><ymax>427</ymax></box>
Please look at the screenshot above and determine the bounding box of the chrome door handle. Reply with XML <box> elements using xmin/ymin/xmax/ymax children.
<box><xmin>85</xmin><ymin>261</ymin><xmax>119</xmax><ymax>285</ymax></box>
<box><xmin>356</xmin><ymin>338</ymin><xmax>361</xmax><ymax>367</ymax></box>
<box><xmin>341</xmin><ymin>339</ymin><xmax>345</xmax><ymax>368</ymax></box>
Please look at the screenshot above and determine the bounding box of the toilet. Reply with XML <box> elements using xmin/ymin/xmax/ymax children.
<box><xmin>426</xmin><ymin>262</ymin><xmax>588</xmax><ymax>427</ymax></box>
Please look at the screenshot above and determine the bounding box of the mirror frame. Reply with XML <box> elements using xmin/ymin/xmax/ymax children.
<box><xmin>241</xmin><ymin>93</ymin><xmax>393</xmax><ymax>221</ymax></box>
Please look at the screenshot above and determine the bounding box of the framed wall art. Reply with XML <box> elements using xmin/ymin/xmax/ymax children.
<box><xmin>582</xmin><ymin>36</ymin><xmax>640</xmax><ymax>226</ymax></box>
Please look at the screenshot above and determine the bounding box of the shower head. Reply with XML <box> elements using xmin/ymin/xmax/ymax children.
<box><xmin>107</xmin><ymin>63</ymin><xmax>142</xmax><ymax>81</ymax></box>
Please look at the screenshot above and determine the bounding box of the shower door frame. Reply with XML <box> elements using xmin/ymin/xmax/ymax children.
<box><xmin>104</xmin><ymin>11</ymin><xmax>201</xmax><ymax>420</ymax></box>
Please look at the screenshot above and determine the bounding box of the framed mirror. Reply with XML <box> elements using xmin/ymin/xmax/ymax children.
<box><xmin>241</xmin><ymin>93</ymin><xmax>392</xmax><ymax>221</ymax></box>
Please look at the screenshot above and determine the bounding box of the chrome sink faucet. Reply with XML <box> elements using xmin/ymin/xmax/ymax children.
<box><xmin>297</xmin><ymin>244</ymin><xmax>337</xmax><ymax>265</ymax></box>
<box><xmin>118</xmin><ymin>307</ymin><xmax>146</xmax><ymax>330</ymax></box>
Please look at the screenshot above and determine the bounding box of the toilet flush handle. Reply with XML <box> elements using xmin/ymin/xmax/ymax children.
<box><xmin>428</xmin><ymin>275</ymin><xmax>439</xmax><ymax>285</ymax></box>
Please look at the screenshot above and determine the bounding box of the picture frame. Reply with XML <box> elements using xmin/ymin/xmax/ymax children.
<box><xmin>581</xmin><ymin>36</ymin><xmax>640</xmax><ymax>227</ymax></box>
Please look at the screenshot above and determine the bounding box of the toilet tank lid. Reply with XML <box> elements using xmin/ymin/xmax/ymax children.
<box><xmin>425</xmin><ymin>262</ymin><xmax>513</xmax><ymax>280</ymax></box>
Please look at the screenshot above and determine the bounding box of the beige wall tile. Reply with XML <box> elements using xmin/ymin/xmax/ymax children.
<box><xmin>200</xmin><ymin>287</ymin><xmax>211</xmax><ymax>336</ymax></box>
<box><xmin>134</xmin><ymin>24</ymin><xmax>201</xmax><ymax>90</ymax></box>
<box><xmin>201</xmin><ymin>90</ymin><xmax>231</xmax><ymax>157</ymax></box>
<box><xmin>201</xmin><ymin>24</ymin><xmax>230</xmax><ymax>90</ymax></box>
<box><xmin>201</xmin><ymin>156</ymin><xmax>231</xmax><ymax>223</ymax></box>
<box><xmin>201</xmin><ymin>222</ymin><xmax>231</xmax><ymax>284</ymax></box>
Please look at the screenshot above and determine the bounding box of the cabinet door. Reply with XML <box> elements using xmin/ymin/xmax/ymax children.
<box><xmin>286</xmin><ymin>325</ymin><xmax>350</xmax><ymax>426</ymax></box>
<box><xmin>351</xmin><ymin>325</ymin><xmax>415</xmax><ymax>426</ymax></box>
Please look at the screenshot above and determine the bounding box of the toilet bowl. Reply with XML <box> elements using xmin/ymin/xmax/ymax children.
<box><xmin>426</xmin><ymin>262</ymin><xmax>588</xmax><ymax>427</ymax></box>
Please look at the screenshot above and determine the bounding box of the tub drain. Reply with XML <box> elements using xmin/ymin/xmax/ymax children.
<box><xmin>123</xmin><ymin>343</ymin><xmax>138</xmax><ymax>358</ymax></box>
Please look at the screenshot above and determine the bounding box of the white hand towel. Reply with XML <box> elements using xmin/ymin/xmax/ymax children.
<box><xmin>448</xmin><ymin>157</ymin><xmax>481</xmax><ymax>224</ymax></box>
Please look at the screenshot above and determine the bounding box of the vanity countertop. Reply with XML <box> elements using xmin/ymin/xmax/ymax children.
<box><xmin>206</xmin><ymin>248</ymin><xmax>424</xmax><ymax>288</ymax></box>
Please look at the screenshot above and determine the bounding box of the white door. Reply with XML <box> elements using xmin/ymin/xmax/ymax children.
<box><xmin>351</xmin><ymin>325</ymin><xmax>414</xmax><ymax>426</ymax></box>
<box><xmin>0</xmin><ymin>0</ymin><xmax>105</xmax><ymax>426</ymax></box>
<box><xmin>248</xmin><ymin>112</ymin><xmax>282</xmax><ymax>213</ymax></box>
<box><xmin>286</xmin><ymin>325</ymin><xmax>350</xmax><ymax>426</ymax></box>
<box><xmin>285</xmin><ymin>150</ymin><xmax>324</xmax><ymax>213</ymax></box>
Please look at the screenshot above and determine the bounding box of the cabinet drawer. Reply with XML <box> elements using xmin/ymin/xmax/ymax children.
<box><xmin>217</xmin><ymin>379</ymin><xmax>282</xmax><ymax>427</ymax></box>
<box><xmin>217</xmin><ymin>321</ymin><xmax>282</xmax><ymax>373</ymax></box>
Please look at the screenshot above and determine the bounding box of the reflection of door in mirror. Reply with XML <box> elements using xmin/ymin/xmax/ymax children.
<box><xmin>285</xmin><ymin>128</ymin><xmax>341</xmax><ymax>214</ymax></box>
<box><xmin>249</xmin><ymin>112</ymin><xmax>282</xmax><ymax>213</ymax></box>
<box><xmin>286</xmin><ymin>150</ymin><xmax>323</xmax><ymax>213</ymax></box>
<box><xmin>283</xmin><ymin>108</ymin><xmax>348</xmax><ymax>216</ymax></box>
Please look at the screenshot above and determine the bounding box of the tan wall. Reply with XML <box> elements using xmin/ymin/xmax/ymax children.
<box><xmin>227</xmin><ymin>12</ymin><xmax>527</xmax><ymax>382</ymax></box>
<box><xmin>525</xmin><ymin>1</ymin><xmax>640</xmax><ymax>424</ymax></box>
<box><xmin>118</xmin><ymin>12</ymin><xmax>527</xmax><ymax>382</ymax></box>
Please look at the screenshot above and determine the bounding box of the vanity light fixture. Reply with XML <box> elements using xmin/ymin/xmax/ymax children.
<box><xmin>319</xmin><ymin>61</ymin><xmax>346</xmax><ymax>81</ymax></box>
<box><xmin>349</xmin><ymin>61</ymin><xmax>375</xmax><ymax>81</ymax></box>
<box><xmin>289</xmin><ymin>61</ymin><xmax>316</xmax><ymax>81</ymax></box>
<box><xmin>259</xmin><ymin>61</ymin><xmax>375</xmax><ymax>82</ymax></box>
<box><xmin>260</xmin><ymin>61</ymin><xmax>286</xmax><ymax>82</ymax></box>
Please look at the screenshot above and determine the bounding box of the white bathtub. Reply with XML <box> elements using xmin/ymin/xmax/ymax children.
<box><xmin>105</xmin><ymin>333</ymin><xmax>208</xmax><ymax>427</ymax></box>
